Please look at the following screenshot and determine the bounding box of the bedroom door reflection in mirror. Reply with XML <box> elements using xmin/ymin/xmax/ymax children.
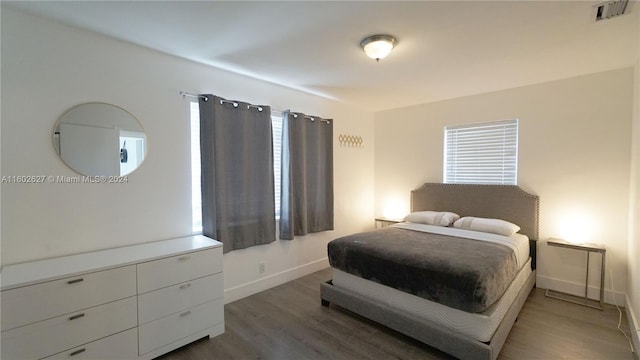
<box><xmin>53</xmin><ymin>103</ymin><xmax>147</xmax><ymax>176</ymax></box>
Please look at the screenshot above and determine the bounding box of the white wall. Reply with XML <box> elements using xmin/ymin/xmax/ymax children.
<box><xmin>375</xmin><ymin>69</ymin><xmax>634</xmax><ymax>305</ymax></box>
<box><xmin>626</xmin><ymin>5</ymin><xmax>640</xmax><ymax>355</ymax></box>
<box><xmin>0</xmin><ymin>8</ymin><xmax>375</xmax><ymax>302</ymax></box>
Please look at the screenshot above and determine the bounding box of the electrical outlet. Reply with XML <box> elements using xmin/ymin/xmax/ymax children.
<box><xmin>258</xmin><ymin>263</ymin><xmax>265</xmax><ymax>274</ymax></box>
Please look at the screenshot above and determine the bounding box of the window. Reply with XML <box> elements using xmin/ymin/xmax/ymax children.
<box><xmin>443</xmin><ymin>119</ymin><xmax>518</xmax><ymax>185</ymax></box>
<box><xmin>190</xmin><ymin>102</ymin><xmax>202</xmax><ymax>233</ymax></box>
<box><xmin>271</xmin><ymin>110</ymin><xmax>283</xmax><ymax>217</ymax></box>
<box><xmin>190</xmin><ymin>103</ymin><xmax>283</xmax><ymax>233</ymax></box>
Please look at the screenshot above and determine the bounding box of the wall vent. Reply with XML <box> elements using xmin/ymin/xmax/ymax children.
<box><xmin>594</xmin><ymin>0</ymin><xmax>629</xmax><ymax>21</ymax></box>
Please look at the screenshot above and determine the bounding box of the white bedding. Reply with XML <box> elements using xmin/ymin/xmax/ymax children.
<box><xmin>332</xmin><ymin>257</ymin><xmax>532</xmax><ymax>342</ymax></box>
<box><xmin>390</xmin><ymin>222</ymin><xmax>530</xmax><ymax>268</ymax></box>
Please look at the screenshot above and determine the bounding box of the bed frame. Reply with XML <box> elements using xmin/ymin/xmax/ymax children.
<box><xmin>321</xmin><ymin>183</ymin><xmax>539</xmax><ymax>360</ymax></box>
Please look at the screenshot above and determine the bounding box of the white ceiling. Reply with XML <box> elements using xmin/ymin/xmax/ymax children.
<box><xmin>4</xmin><ymin>1</ymin><xmax>639</xmax><ymax>112</ymax></box>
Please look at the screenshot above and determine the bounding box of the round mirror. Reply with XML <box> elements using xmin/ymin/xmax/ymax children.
<box><xmin>53</xmin><ymin>103</ymin><xmax>147</xmax><ymax>176</ymax></box>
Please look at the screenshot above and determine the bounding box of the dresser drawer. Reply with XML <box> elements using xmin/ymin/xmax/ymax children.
<box><xmin>138</xmin><ymin>298</ymin><xmax>224</xmax><ymax>355</ymax></box>
<box><xmin>138</xmin><ymin>273</ymin><xmax>223</xmax><ymax>324</ymax></box>
<box><xmin>1</xmin><ymin>265</ymin><xmax>136</xmax><ymax>331</ymax></box>
<box><xmin>137</xmin><ymin>247</ymin><xmax>222</xmax><ymax>293</ymax></box>
<box><xmin>43</xmin><ymin>328</ymin><xmax>138</xmax><ymax>360</ymax></box>
<box><xmin>1</xmin><ymin>296</ymin><xmax>137</xmax><ymax>360</ymax></box>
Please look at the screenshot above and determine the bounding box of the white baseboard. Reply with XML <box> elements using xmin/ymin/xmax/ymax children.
<box><xmin>626</xmin><ymin>296</ymin><xmax>640</xmax><ymax>359</ymax></box>
<box><xmin>537</xmin><ymin>274</ymin><xmax>626</xmax><ymax>306</ymax></box>
<box><xmin>223</xmin><ymin>257</ymin><xmax>330</xmax><ymax>304</ymax></box>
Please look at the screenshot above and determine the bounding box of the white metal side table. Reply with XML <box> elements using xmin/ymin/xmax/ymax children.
<box><xmin>545</xmin><ymin>238</ymin><xmax>606</xmax><ymax>310</ymax></box>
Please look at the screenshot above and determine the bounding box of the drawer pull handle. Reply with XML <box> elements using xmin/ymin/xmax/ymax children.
<box><xmin>179</xmin><ymin>283</ymin><xmax>191</xmax><ymax>289</ymax></box>
<box><xmin>67</xmin><ymin>278</ymin><xmax>84</xmax><ymax>285</ymax></box>
<box><xmin>180</xmin><ymin>310</ymin><xmax>192</xmax><ymax>317</ymax></box>
<box><xmin>178</xmin><ymin>255</ymin><xmax>191</xmax><ymax>261</ymax></box>
<box><xmin>68</xmin><ymin>313</ymin><xmax>85</xmax><ymax>321</ymax></box>
<box><xmin>69</xmin><ymin>348</ymin><xmax>86</xmax><ymax>356</ymax></box>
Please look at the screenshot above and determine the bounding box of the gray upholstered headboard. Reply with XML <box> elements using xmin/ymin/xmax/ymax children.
<box><xmin>410</xmin><ymin>183</ymin><xmax>539</xmax><ymax>240</ymax></box>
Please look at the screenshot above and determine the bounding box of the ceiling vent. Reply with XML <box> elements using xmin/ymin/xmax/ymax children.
<box><xmin>594</xmin><ymin>0</ymin><xmax>629</xmax><ymax>21</ymax></box>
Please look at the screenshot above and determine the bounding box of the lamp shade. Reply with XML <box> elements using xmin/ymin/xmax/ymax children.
<box><xmin>360</xmin><ymin>34</ymin><xmax>396</xmax><ymax>61</ymax></box>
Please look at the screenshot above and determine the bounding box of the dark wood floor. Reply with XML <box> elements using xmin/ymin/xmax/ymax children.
<box><xmin>158</xmin><ymin>268</ymin><xmax>635</xmax><ymax>360</ymax></box>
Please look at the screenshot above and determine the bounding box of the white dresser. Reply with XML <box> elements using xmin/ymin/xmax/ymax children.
<box><xmin>1</xmin><ymin>235</ymin><xmax>224</xmax><ymax>359</ymax></box>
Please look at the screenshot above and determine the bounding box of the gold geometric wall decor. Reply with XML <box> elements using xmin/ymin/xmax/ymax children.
<box><xmin>339</xmin><ymin>134</ymin><xmax>363</xmax><ymax>148</ymax></box>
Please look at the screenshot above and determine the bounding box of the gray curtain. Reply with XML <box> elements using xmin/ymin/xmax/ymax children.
<box><xmin>279</xmin><ymin>111</ymin><xmax>334</xmax><ymax>240</ymax></box>
<box><xmin>199</xmin><ymin>95</ymin><xmax>276</xmax><ymax>253</ymax></box>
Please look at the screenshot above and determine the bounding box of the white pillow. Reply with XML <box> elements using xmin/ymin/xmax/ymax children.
<box><xmin>403</xmin><ymin>211</ymin><xmax>460</xmax><ymax>227</ymax></box>
<box><xmin>453</xmin><ymin>217</ymin><xmax>521</xmax><ymax>236</ymax></box>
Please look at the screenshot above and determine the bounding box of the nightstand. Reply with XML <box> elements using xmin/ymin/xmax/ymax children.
<box><xmin>545</xmin><ymin>238</ymin><xmax>606</xmax><ymax>310</ymax></box>
<box><xmin>374</xmin><ymin>217</ymin><xmax>402</xmax><ymax>229</ymax></box>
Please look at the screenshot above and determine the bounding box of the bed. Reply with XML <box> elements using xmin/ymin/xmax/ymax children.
<box><xmin>320</xmin><ymin>183</ymin><xmax>539</xmax><ymax>360</ymax></box>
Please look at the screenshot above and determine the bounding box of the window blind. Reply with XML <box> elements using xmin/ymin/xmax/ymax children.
<box><xmin>271</xmin><ymin>111</ymin><xmax>283</xmax><ymax>217</ymax></box>
<box><xmin>190</xmin><ymin>101</ymin><xmax>203</xmax><ymax>232</ymax></box>
<box><xmin>444</xmin><ymin>119</ymin><xmax>518</xmax><ymax>185</ymax></box>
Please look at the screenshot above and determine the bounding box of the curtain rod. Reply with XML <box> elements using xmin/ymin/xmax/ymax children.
<box><xmin>218</xmin><ymin>99</ymin><xmax>265</xmax><ymax>112</ymax></box>
<box><xmin>180</xmin><ymin>91</ymin><xmax>260</xmax><ymax>107</ymax></box>
<box><xmin>291</xmin><ymin>112</ymin><xmax>331</xmax><ymax>124</ymax></box>
<box><xmin>276</xmin><ymin>109</ymin><xmax>331</xmax><ymax>124</ymax></box>
<box><xmin>180</xmin><ymin>91</ymin><xmax>209</xmax><ymax>102</ymax></box>
<box><xmin>182</xmin><ymin>92</ymin><xmax>328</xmax><ymax>122</ymax></box>
<box><xmin>181</xmin><ymin>92</ymin><xmax>263</xmax><ymax>111</ymax></box>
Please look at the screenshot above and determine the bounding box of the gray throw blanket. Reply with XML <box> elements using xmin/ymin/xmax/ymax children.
<box><xmin>328</xmin><ymin>227</ymin><xmax>519</xmax><ymax>313</ymax></box>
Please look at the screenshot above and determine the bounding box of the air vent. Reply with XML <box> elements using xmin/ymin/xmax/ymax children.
<box><xmin>594</xmin><ymin>0</ymin><xmax>629</xmax><ymax>21</ymax></box>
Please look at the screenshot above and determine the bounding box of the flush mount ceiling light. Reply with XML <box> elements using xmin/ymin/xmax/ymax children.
<box><xmin>360</xmin><ymin>34</ymin><xmax>397</xmax><ymax>62</ymax></box>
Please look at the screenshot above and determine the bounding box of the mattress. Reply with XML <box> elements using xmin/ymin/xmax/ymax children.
<box><xmin>328</xmin><ymin>224</ymin><xmax>527</xmax><ymax>312</ymax></box>
<box><xmin>332</xmin><ymin>257</ymin><xmax>533</xmax><ymax>342</ymax></box>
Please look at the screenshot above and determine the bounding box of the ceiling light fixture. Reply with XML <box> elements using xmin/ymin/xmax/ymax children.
<box><xmin>360</xmin><ymin>34</ymin><xmax>396</xmax><ymax>62</ymax></box>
